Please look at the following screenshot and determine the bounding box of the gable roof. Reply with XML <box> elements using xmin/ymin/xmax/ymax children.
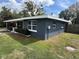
<box><xmin>3</xmin><ymin>15</ymin><xmax>71</xmax><ymax>23</ymax></box>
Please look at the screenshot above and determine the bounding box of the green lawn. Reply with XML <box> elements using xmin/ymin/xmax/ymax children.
<box><xmin>0</xmin><ymin>32</ymin><xmax>79</xmax><ymax>59</ymax></box>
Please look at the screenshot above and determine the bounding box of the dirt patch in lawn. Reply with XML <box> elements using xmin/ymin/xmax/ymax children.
<box><xmin>65</xmin><ymin>46</ymin><xmax>77</xmax><ymax>52</ymax></box>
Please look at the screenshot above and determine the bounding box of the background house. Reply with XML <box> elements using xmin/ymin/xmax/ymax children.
<box><xmin>4</xmin><ymin>15</ymin><xmax>70</xmax><ymax>40</ymax></box>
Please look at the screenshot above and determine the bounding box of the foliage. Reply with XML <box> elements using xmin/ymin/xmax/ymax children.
<box><xmin>0</xmin><ymin>7</ymin><xmax>19</xmax><ymax>27</ymax></box>
<box><xmin>0</xmin><ymin>7</ymin><xmax>10</xmax><ymax>27</ymax></box>
<box><xmin>0</xmin><ymin>7</ymin><xmax>13</xmax><ymax>21</ymax></box>
<box><xmin>0</xmin><ymin>20</ymin><xmax>5</xmax><ymax>27</ymax></box>
<box><xmin>59</xmin><ymin>9</ymin><xmax>76</xmax><ymax>21</ymax></box>
<box><xmin>74</xmin><ymin>11</ymin><xmax>79</xmax><ymax>24</ymax></box>
<box><xmin>22</xmin><ymin>1</ymin><xmax>44</xmax><ymax>16</ymax></box>
<box><xmin>59</xmin><ymin>8</ymin><xmax>79</xmax><ymax>24</ymax></box>
<box><xmin>15</xmin><ymin>28</ymin><xmax>31</xmax><ymax>35</ymax></box>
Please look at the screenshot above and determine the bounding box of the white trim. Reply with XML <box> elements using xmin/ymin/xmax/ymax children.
<box><xmin>28</xmin><ymin>29</ymin><xmax>37</xmax><ymax>32</ymax></box>
<box><xmin>15</xmin><ymin>22</ymin><xmax>18</xmax><ymax>29</ymax></box>
<box><xmin>16</xmin><ymin>22</ymin><xmax>17</xmax><ymax>27</ymax></box>
<box><xmin>3</xmin><ymin>15</ymin><xmax>70</xmax><ymax>23</ymax></box>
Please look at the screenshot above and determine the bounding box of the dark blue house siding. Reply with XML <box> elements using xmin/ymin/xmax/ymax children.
<box><xmin>23</xmin><ymin>19</ymin><xmax>46</xmax><ymax>39</ymax></box>
<box><xmin>23</xmin><ymin>18</ymin><xmax>66</xmax><ymax>40</ymax></box>
<box><xmin>31</xmin><ymin>19</ymin><xmax>46</xmax><ymax>39</ymax></box>
<box><xmin>45</xmin><ymin>19</ymin><xmax>66</xmax><ymax>40</ymax></box>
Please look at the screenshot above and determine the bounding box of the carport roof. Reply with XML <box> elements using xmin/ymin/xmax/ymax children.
<box><xmin>3</xmin><ymin>15</ymin><xmax>71</xmax><ymax>23</ymax></box>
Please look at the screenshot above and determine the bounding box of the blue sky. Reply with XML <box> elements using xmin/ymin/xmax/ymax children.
<box><xmin>0</xmin><ymin>0</ymin><xmax>76</xmax><ymax>16</ymax></box>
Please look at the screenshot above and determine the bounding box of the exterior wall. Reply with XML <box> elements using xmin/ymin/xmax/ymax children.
<box><xmin>21</xmin><ymin>18</ymin><xmax>66</xmax><ymax>40</ymax></box>
<box><xmin>6</xmin><ymin>18</ymin><xmax>67</xmax><ymax>40</ymax></box>
<box><xmin>31</xmin><ymin>19</ymin><xmax>46</xmax><ymax>39</ymax></box>
<box><xmin>23</xmin><ymin>19</ymin><xmax>46</xmax><ymax>39</ymax></box>
<box><xmin>45</xmin><ymin>19</ymin><xmax>66</xmax><ymax>40</ymax></box>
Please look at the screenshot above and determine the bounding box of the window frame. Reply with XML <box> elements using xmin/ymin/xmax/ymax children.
<box><xmin>27</xmin><ymin>20</ymin><xmax>37</xmax><ymax>32</ymax></box>
<box><xmin>52</xmin><ymin>24</ymin><xmax>57</xmax><ymax>29</ymax></box>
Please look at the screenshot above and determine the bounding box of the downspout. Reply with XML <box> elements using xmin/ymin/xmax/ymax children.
<box><xmin>15</xmin><ymin>22</ymin><xmax>18</xmax><ymax>29</ymax></box>
<box><xmin>6</xmin><ymin>22</ymin><xmax>9</xmax><ymax>31</ymax></box>
<box><xmin>6</xmin><ymin>22</ymin><xmax>7</xmax><ymax>29</ymax></box>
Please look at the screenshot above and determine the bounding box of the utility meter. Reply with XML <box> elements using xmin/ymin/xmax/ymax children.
<box><xmin>48</xmin><ymin>25</ymin><xmax>51</xmax><ymax>30</ymax></box>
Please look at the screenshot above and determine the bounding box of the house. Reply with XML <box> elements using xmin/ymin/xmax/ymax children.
<box><xmin>4</xmin><ymin>15</ymin><xmax>70</xmax><ymax>40</ymax></box>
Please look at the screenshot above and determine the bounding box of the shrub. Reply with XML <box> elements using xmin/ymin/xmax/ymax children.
<box><xmin>15</xmin><ymin>28</ymin><xmax>31</xmax><ymax>35</ymax></box>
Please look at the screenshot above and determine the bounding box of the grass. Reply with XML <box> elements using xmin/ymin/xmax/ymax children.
<box><xmin>0</xmin><ymin>32</ymin><xmax>79</xmax><ymax>59</ymax></box>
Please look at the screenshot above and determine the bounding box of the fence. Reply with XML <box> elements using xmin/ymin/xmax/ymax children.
<box><xmin>67</xmin><ymin>24</ymin><xmax>79</xmax><ymax>34</ymax></box>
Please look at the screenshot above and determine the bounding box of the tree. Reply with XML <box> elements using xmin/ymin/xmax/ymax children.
<box><xmin>12</xmin><ymin>11</ymin><xmax>22</xmax><ymax>18</ymax></box>
<box><xmin>59</xmin><ymin>9</ymin><xmax>76</xmax><ymax>20</ymax></box>
<box><xmin>0</xmin><ymin>7</ymin><xmax>14</xmax><ymax>27</ymax></box>
<box><xmin>19</xmin><ymin>10</ymin><xmax>30</xmax><ymax>17</ymax></box>
<box><xmin>59</xmin><ymin>1</ymin><xmax>79</xmax><ymax>24</ymax></box>
<box><xmin>74</xmin><ymin>11</ymin><xmax>79</xmax><ymax>24</ymax></box>
<box><xmin>0</xmin><ymin>7</ymin><xmax>20</xmax><ymax>27</ymax></box>
<box><xmin>0</xmin><ymin>6</ymin><xmax>13</xmax><ymax>21</ymax></box>
<box><xmin>22</xmin><ymin>1</ymin><xmax>44</xmax><ymax>17</ymax></box>
<box><xmin>59</xmin><ymin>8</ymin><xmax>79</xmax><ymax>24</ymax></box>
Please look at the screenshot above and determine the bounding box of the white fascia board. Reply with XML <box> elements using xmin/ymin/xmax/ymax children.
<box><xmin>47</xmin><ymin>16</ymin><xmax>70</xmax><ymax>23</ymax></box>
<box><xmin>3</xmin><ymin>15</ymin><xmax>70</xmax><ymax>23</ymax></box>
<box><xmin>3</xmin><ymin>16</ymin><xmax>46</xmax><ymax>22</ymax></box>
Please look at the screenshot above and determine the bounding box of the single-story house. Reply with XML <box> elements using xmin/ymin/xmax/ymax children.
<box><xmin>4</xmin><ymin>15</ymin><xmax>70</xmax><ymax>40</ymax></box>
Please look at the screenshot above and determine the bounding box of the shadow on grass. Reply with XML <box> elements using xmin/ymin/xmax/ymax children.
<box><xmin>66</xmin><ymin>32</ymin><xmax>79</xmax><ymax>35</ymax></box>
<box><xmin>6</xmin><ymin>32</ymin><xmax>41</xmax><ymax>45</ymax></box>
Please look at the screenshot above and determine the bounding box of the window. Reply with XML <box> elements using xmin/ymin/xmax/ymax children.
<box><xmin>53</xmin><ymin>24</ymin><xmax>56</xmax><ymax>29</ymax></box>
<box><xmin>27</xmin><ymin>20</ymin><xmax>37</xmax><ymax>32</ymax></box>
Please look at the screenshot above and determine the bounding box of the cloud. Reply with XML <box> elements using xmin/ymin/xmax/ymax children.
<box><xmin>0</xmin><ymin>0</ymin><xmax>24</xmax><ymax>12</ymax></box>
<box><xmin>9</xmin><ymin>0</ymin><xmax>16</xmax><ymax>3</ymax></box>
<box><xmin>57</xmin><ymin>0</ymin><xmax>72</xmax><ymax>9</ymax></box>
<box><xmin>0</xmin><ymin>0</ymin><xmax>55</xmax><ymax>13</ymax></box>
<box><xmin>20</xmin><ymin>0</ymin><xmax>55</xmax><ymax>6</ymax></box>
<box><xmin>77</xmin><ymin>0</ymin><xmax>79</xmax><ymax>2</ymax></box>
<box><xmin>0</xmin><ymin>0</ymin><xmax>55</xmax><ymax>11</ymax></box>
<box><xmin>59</xmin><ymin>2</ymin><xmax>69</xmax><ymax>8</ymax></box>
<box><xmin>37</xmin><ymin>0</ymin><xmax>55</xmax><ymax>6</ymax></box>
<box><xmin>0</xmin><ymin>0</ymin><xmax>75</xmax><ymax>15</ymax></box>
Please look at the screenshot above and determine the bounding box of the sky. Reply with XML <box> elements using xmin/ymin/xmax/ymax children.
<box><xmin>0</xmin><ymin>0</ymin><xmax>76</xmax><ymax>16</ymax></box>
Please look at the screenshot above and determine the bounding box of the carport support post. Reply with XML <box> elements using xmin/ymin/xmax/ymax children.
<box><xmin>47</xmin><ymin>29</ymin><xmax>49</xmax><ymax>40</ymax></box>
<box><xmin>16</xmin><ymin>22</ymin><xmax>17</xmax><ymax>29</ymax></box>
<box><xmin>6</xmin><ymin>22</ymin><xmax>9</xmax><ymax>31</ymax></box>
<box><xmin>6</xmin><ymin>22</ymin><xmax>8</xmax><ymax>30</ymax></box>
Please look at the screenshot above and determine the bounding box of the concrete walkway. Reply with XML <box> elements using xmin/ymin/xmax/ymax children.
<box><xmin>0</xmin><ymin>28</ymin><xmax>8</xmax><ymax>32</ymax></box>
